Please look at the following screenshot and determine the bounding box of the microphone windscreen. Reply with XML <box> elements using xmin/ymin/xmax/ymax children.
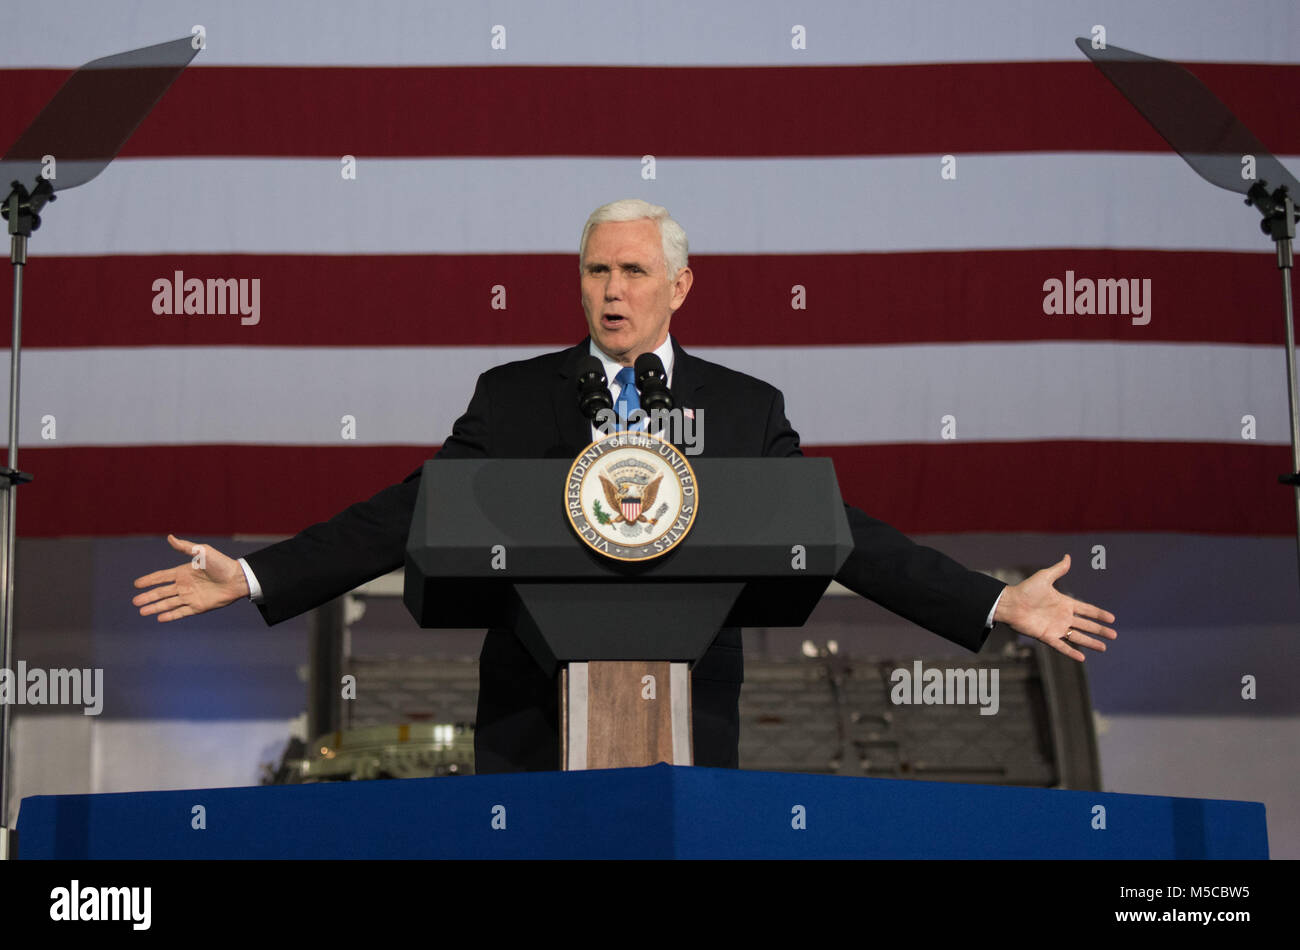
<box><xmin>634</xmin><ymin>352</ymin><xmax>667</xmax><ymax>385</ymax></box>
<box><xmin>634</xmin><ymin>352</ymin><xmax>673</xmax><ymax>413</ymax></box>
<box><xmin>576</xmin><ymin>355</ymin><xmax>613</xmax><ymax>422</ymax></box>
<box><xmin>577</xmin><ymin>355</ymin><xmax>607</xmax><ymax>384</ymax></box>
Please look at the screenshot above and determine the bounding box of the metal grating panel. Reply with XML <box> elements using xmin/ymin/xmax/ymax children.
<box><xmin>739</xmin><ymin>651</ymin><xmax>1057</xmax><ymax>784</ymax></box>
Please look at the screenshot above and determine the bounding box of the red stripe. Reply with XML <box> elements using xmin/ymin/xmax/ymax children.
<box><xmin>3</xmin><ymin>249</ymin><xmax>1283</xmax><ymax>348</ymax></box>
<box><xmin>4</xmin><ymin>62</ymin><xmax>1299</xmax><ymax>158</ymax></box>
<box><xmin>804</xmin><ymin>442</ymin><xmax>1294</xmax><ymax>536</ymax></box>
<box><xmin>20</xmin><ymin>445</ymin><xmax>435</xmax><ymax>538</ymax></box>
<box><xmin>17</xmin><ymin>442</ymin><xmax>1292</xmax><ymax>537</ymax></box>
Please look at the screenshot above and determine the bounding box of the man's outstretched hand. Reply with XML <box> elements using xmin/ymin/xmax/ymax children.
<box><xmin>993</xmin><ymin>554</ymin><xmax>1117</xmax><ymax>661</ymax></box>
<box><xmin>132</xmin><ymin>534</ymin><xmax>250</xmax><ymax>622</ymax></box>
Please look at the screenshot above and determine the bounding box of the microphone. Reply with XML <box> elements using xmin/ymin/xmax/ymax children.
<box><xmin>634</xmin><ymin>353</ymin><xmax>674</xmax><ymax>414</ymax></box>
<box><xmin>575</xmin><ymin>356</ymin><xmax>613</xmax><ymax>422</ymax></box>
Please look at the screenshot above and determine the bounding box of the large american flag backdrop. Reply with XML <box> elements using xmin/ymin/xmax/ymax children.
<box><xmin>1</xmin><ymin>0</ymin><xmax>1296</xmax><ymax>547</ymax></box>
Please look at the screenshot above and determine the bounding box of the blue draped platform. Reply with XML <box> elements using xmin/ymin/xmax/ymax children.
<box><xmin>16</xmin><ymin>764</ymin><xmax>1268</xmax><ymax>859</ymax></box>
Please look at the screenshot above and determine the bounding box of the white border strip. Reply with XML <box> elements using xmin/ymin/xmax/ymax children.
<box><xmin>670</xmin><ymin>662</ymin><xmax>691</xmax><ymax>766</ymax></box>
<box><xmin>566</xmin><ymin>662</ymin><xmax>588</xmax><ymax>771</ymax></box>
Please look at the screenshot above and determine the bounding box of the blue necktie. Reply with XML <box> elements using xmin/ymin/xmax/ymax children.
<box><xmin>614</xmin><ymin>366</ymin><xmax>642</xmax><ymax>430</ymax></box>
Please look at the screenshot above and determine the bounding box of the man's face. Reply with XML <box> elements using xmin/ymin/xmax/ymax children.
<box><xmin>581</xmin><ymin>218</ymin><xmax>693</xmax><ymax>366</ymax></box>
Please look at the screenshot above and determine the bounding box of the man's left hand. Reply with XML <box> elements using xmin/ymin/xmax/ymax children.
<box><xmin>994</xmin><ymin>554</ymin><xmax>1117</xmax><ymax>661</ymax></box>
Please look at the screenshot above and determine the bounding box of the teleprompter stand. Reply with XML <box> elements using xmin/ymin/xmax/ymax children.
<box><xmin>1076</xmin><ymin>38</ymin><xmax>1300</xmax><ymax>592</ymax></box>
<box><xmin>404</xmin><ymin>458</ymin><xmax>852</xmax><ymax>769</ymax></box>
<box><xmin>0</xmin><ymin>36</ymin><xmax>198</xmax><ymax>859</ymax></box>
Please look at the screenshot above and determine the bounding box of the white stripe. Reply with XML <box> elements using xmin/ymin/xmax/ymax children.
<box><xmin>709</xmin><ymin>343</ymin><xmax>1290</xmax><ymax>445</ymax></box>
<box><xmin>8</xmin><ymin>343</ymin><xmax>1289</xmax><ymax>446</ymax></box>
<box><xmin>33</xmin><ymin>155</ymin><xmax>1300</xmax><ymax>256</ymax></box>
<box><xmin>6</xmin><ymin>1</ymin><xmax>1297</xmax><ymax>66</ymax></box>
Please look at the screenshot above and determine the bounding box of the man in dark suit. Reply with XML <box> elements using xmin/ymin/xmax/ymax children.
<box><xmin>133</xmin><ymin>198</ymin><xmax>1117</xmax><ymax>773</ymax></box>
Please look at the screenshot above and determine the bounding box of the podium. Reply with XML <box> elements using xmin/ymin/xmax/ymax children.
<box><xmin>403</xmin><ymin>454</ymin><xmax>852</xmax><ymax>769</ymax></box>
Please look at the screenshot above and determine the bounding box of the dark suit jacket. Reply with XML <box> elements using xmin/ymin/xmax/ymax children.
<box><xmin>245</xmin><ymin>337</ymin><xmax>1006</xmax><ymax>771</ymax></box>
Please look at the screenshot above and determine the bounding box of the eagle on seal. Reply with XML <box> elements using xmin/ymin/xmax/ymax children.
<box><xmin>599</xmin><ymin>474</ymin><xmax>663</xmax><ymax>525</ymax></box>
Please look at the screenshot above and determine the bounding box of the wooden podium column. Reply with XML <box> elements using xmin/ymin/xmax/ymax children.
<box><xmin>560</xmin><ymin>661</ymin><xmax>692</xmax><ymax>769</ymax></box>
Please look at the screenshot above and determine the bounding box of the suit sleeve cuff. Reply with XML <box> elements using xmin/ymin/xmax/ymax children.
<box><xmin>238</xmin><ymin>557</ymin><xmax>264</xmax><ymax>603</ymax></box>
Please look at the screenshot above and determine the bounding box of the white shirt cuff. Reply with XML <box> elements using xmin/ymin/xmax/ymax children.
<box><xmin>238</xmin><ymin>557</ymin><xmax>264</xmax><ymax>603</ymax></box>
<box><xmin>985</xmin><ymin>587</ymin><xmax>1004</xmax><ymax>629</ymax></box>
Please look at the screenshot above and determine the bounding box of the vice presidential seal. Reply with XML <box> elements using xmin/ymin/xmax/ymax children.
<box><xmin>565</xmin><ymin>430</ymin><xmax>698</xmax><ymax>561</ymax></box>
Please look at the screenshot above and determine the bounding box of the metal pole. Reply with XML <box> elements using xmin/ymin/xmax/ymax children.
<box><xmin>0</xmin><ymin>231</ymin><xmax>25</xmax><ymax>854</ymax></box>
<box><xmin>307</xmin><ymin>598</ymin><xmax>345</xmax><ymax>743</ymax></box>
<box><xmin>1277</xmin><ymin>235</ymin><xmax>1299</xmax><ymax>592</ymax></box>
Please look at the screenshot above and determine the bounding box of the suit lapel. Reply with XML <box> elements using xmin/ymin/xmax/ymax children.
<box><xmin>553</xmin><ymin>339</ymin><xmax>597</xmax><ymax>454</ymax></box>
<box><xmin>669</xmin><ymin>337</ymin><xmax>704</xmax><ymax>418</ymax></box>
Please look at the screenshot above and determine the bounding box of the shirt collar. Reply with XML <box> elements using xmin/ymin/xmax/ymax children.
<box><xmin>588</xmin><ymin>334</ymin><xmax>675</xmax><ymax>388</ymax></box>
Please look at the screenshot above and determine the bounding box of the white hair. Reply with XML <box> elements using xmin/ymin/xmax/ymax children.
<box><xmin>579</xmin><ymin>198</ymin><xmax>689</xmax><ymax>278</ymax></box>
